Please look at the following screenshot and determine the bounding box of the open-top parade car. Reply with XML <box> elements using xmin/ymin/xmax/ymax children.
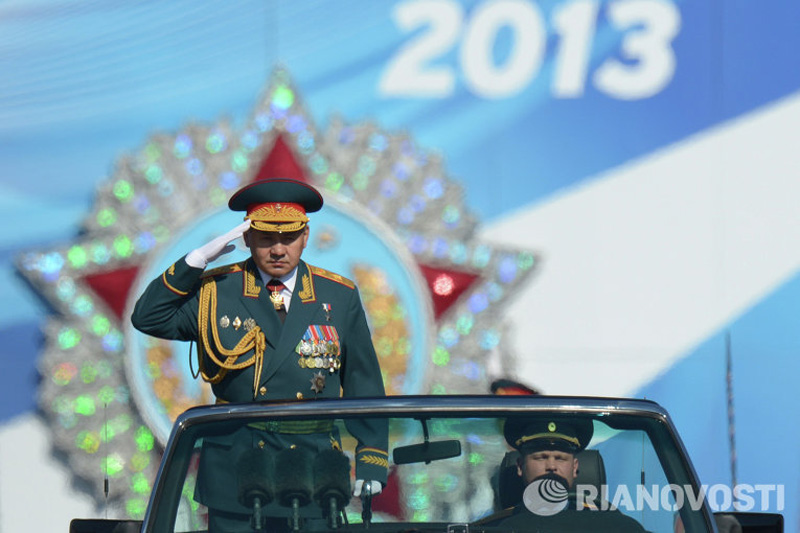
<box><xmin>71</xmin><ymin>395</ymin><xmax>783</xmax><ymax>532</ymax></box>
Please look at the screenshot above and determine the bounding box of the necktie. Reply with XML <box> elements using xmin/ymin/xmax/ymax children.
<box><xmin>267</xmin><ymin>279</ymin><xmax>287</xmax><ymax>322</ymax></box>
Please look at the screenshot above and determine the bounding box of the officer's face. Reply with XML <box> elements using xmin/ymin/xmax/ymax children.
<box><xmin>518</xmin><ymin>449</ymin><xmax>579</xmax><ymax>487</ymax></box>
<box><xmin>244</xmin><ymin>227</ymin><xmax>309</xmax><ymax>277</ymax></box>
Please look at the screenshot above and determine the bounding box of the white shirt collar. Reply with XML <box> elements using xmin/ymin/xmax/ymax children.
<box><xmin>255</xmin><ymin>265</ymin><xmax>298</xmax><ymax>294</ymax></box>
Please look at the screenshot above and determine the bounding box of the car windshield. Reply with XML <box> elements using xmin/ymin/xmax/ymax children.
<box><xmin>144</xmin><ymin>399</ymin><xmax>713</xmax><ymax>533</ymax></box>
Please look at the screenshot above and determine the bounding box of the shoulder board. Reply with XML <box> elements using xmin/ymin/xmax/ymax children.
<box><xmin>201</xmin><ymin>262</ymin><xmax>245</xmax><ymax>279</ymax></box>
<box><xmin>308</xmin><ymin>264</ymin><xmax>355</xmax><ymax>289</ymax></box>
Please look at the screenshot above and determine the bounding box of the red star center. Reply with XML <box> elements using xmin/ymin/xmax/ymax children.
<box><xmin>83</xmin><ymin>266</ymin><xmax>140</xmax><ymax>321</ymax></box>
<box><xmin>417</xmin><ymin>263</ymin><xmax>481</xmax><ymax>320</ymax></box>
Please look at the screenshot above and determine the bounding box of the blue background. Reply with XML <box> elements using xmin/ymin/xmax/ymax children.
<box><xmin>2</xmin><ymin>0</ymin><xmax>799</xmax><ymax>529</ymax></box>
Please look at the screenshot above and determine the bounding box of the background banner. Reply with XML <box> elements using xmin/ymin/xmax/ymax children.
<box><xmin>1</xmin><ymin>1</ymin><xmax>799</xmax><ymax>530</ymax></box>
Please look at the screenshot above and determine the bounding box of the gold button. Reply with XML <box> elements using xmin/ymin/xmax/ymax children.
<box><xmin>259</xmin><ymin>386</ymin><xmax>267</xmax><ymax>396</ymax></box>
<box><xmin>290</xmin><ymin>444</ymin><xmax>297</xmax><ymax>449</ymax></box>
<box><xmin>296</xmin><ymin>392</ymin><xmax>304</xmax><ymax>399</ymax></box>
<box><xmin>258</xmin><ymin>440</ymin><xmax>265</xmax><ymax>449</ymax></box>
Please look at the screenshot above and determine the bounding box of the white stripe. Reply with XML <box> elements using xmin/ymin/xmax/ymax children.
<box><xmin>482</xmin><ymin>91</ymin><xmax>800</xmax><ymax>396</ymax></box>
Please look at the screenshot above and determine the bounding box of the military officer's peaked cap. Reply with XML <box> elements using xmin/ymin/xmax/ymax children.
<box><xmin>229</xmin><ymin>178</ymin><xmax>323</xmax><ymax>233</ymax></box>
<box><xmin>503</xmin><ymin>416</ymin><xmax>593</xmax><ymax>454</ymax></box>
<box><xmin>228</xmin><ymin>135</ymin><xmax>323</xmax><ymax>233</ymax></box>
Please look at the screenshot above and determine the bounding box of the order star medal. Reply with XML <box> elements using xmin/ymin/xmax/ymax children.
<box><xmin>310</xmin><ymin>371</ymin><xmax>326</xmax><ymax>394</ymax></box>
<box><xmin>269</xmin><ymin>290</ymin><xmax>283</xmax><ymax>310</ymax></box>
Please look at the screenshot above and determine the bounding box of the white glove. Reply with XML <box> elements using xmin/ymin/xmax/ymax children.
<box><xmin>353</xmin><ymin>479</ymin><xmax>382</xmax><ymax>497</ymax></box>
<box><xmin>185</xmin><ymin>220</ymin><xmax>251</xmax><ymax>268</ymax></box>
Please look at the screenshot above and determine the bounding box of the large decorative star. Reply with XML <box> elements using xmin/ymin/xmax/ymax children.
<box><xmin>16</xmin><ymin>68</ymin><xmax>538</xmax><ymax>516</ymax></box>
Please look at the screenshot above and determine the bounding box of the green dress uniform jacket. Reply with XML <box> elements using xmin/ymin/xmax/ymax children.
<box><xmin>131</xmin><ymin>256</ymin><xmax>389</xmax><ymax>514</ymax></box>
<box><xmin>485</xmin><ymin>501</ymin><xmax>646</xmax><ymax>532</ymax></box>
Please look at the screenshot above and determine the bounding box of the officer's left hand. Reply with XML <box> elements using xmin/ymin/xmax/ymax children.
<box><xmin>353</xmin><ymin>479</ymin><xmax>382</xmax><ymax>497</ymax></box>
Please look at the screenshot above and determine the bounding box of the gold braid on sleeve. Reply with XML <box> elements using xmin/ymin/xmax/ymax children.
<box><xmin>197</xmin><ymin>278</ymin><xmax>266</xmax><ymax>399</ymax></box>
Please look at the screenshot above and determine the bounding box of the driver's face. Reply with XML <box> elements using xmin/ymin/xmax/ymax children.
<box><xmin>518</xmin><ymin>450</ymin><xmax>579</xmax><ymax>487</ymax></box>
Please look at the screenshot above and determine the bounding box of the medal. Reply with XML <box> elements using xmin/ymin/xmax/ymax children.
<box><xmin>269</xmin><ymin>290</ymin><xmax>284</xmax><ymax>310</ymax></box>
<box><xmin>310</xmin><ymin>371</ymin><xmax>326</xmax><ymax>394</ymax></box>
<box><xmin>219</xmin><ymin>315</ymin><xmax>230</xmax><ymax>328</ymax></box>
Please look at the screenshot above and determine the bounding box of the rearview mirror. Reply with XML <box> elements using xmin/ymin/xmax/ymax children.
<box><xmin>393</xmin><ymin>439</ymin><xmax>461</xmax><ymax>465</ymax></box>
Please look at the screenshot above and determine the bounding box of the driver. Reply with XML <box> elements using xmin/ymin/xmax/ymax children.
<box><xmin>506</xmin><ymin>417</ymin><xmax>590</xmax><ymax>491</ymax></box>
<box><xmin>479</xmin><ymin>416</ymin><xmax>645</xmax><ymax>532</ymax></box>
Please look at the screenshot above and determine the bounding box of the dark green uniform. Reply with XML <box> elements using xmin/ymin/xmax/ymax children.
<box><xmin>483</xmin><ymin>500</ymin><xmax>647</xmax><ymax>532</ymax></box>
<box><xmin>131</xmin><ymin>255</ymin><xmax>388</xmax><ymax>523</ymax></box>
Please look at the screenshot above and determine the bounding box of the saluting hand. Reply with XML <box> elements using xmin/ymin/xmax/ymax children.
<box><xmin>185</xmin><ymin>220</ymin><xmax>251</xmax><ymax>268</ymax></box>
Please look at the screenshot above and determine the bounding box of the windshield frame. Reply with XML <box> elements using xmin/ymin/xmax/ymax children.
<box><xmin>142</xmin><ymin>395</ymin><xmax>716</xmax><ymax>533</ymax></box>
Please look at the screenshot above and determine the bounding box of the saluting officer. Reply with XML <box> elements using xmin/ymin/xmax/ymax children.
<box><xmin>131</xmin><ymin>175</ymin><xmax>388</xmax><ymax>529</ymax></box>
